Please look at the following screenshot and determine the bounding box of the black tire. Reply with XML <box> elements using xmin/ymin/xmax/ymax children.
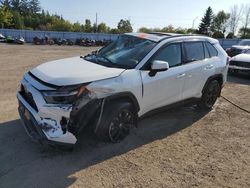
<box><xmin>95</xmin><ymin>101</ymin><xmax>137</xmax><ymax>143</ymax></box>
<box><xmin>198</xmin><ymin>80</ymin><xmax>221</xmax><ymax>110</ymax></box>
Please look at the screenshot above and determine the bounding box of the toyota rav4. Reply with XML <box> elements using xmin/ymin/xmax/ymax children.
<box><xmin>17</xmin><ymin>32</ymin><xmax>228</xmax><ymax>147</ymax></box>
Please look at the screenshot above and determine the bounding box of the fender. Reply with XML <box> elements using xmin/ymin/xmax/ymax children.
<box><xmin>105</xmin><ymin>92</ymin><xmax>140</xmax><ymax>112</ymax></box>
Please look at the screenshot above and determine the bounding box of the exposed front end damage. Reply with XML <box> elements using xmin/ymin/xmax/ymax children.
<box><xmin>17</xmin><ymin>73</ymin><xmax>105</xmax><ymax>146</ymax></box>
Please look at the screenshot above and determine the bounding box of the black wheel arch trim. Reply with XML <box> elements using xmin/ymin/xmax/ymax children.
<box><xmin>104</xmin><ymin>92</ymin><xmax>140</xmax><ymax>112</ymax></box>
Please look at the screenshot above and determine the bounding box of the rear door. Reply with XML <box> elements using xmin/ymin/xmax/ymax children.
<box><xmin>181</xmin><ymin>41</ymin><xmax>217</xmax><ymax>99</ymax></box>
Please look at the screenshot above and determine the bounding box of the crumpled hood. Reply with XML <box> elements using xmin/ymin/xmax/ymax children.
<box><xmin>231</xmin><ymin>45</ymin><xmax>250</xmax><ymax>50</ymax></box>
<box><xmin>231</xmin><ymin>53</ymin><xmax>250</xmax><ymax>62</ymax></box>
<box><xmin>31</xmin><ymin>56</ymin><xmax>125</xmax><ymax>86</ymax></box>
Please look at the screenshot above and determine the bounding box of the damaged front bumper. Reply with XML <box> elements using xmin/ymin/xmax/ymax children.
<box><xmin>17</xmin><ymin>76</ymin><xmax>102</xmax><ymax>146</ymax></box>
<box><xmin>17</xmin><ymin>92</ymin><xmax>77</xmax><ymax>146</ymax></box>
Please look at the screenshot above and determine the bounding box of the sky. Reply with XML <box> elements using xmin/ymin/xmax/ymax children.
<box><xmin>40</xmin><ymin>0</ymin><xmax>250</xmax><ymax>31</ymax></box>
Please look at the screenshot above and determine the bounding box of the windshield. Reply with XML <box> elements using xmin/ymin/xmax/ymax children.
<box><xmin>84</xmin><ymin>35</ymin><xmax>156</xmax><ymax>69</ymax></box>
<box><xmin>238</xmin><ymin>40</ymin><xmax>250</xmax><ymax>46</ymax></box>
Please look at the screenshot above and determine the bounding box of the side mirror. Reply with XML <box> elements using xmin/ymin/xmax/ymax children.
<box><xmin>149</xmin><ymin>60</ymin><xmax>169</xmax><ymax>76</ymax></box>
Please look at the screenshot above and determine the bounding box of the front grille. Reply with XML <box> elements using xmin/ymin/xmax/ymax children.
<box><xmin>230</xmin><ymin>61</ymin><xmax>250</xmax><ymax>68</ymax></box>
<box><xmin>20</xmin><ymin>85</ymin><xmax>38</xmax><ymax>111</ymax></box>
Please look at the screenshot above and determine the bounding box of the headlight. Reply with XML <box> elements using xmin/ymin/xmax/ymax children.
<box><xmin>42</xmin><ymin>85</ymin><xmax>89</xmax><ymax>104</ymax></box>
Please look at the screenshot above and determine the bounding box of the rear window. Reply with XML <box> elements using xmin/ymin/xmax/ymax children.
<box><xmin>184</xmin><ymin>42</ymin><xmax>204</xmax><ymax>62</ymax></box>
<box><xmin>205</xmin><ymin>42</ymin><xmax>218</xmax><ymax>57</ymax></box>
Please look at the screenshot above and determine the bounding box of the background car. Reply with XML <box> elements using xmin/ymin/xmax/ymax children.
<box><xmin>226</xmin><ymin>39</ymin><xmax>250</xmax><ymax>57</ymax></box>
<box><xmin>229</xmin><ymin>49</ymin><xmax>250</xmax><ymax>74</ymax></box>
<box><xmin>0</xmin><ymin>33</ymin><xmax>6</xmax><ymax>42</ymax></box>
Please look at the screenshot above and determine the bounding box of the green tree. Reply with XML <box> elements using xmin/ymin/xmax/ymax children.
<box><xmin>1</xmin><ymin>0</ymin><xmax>11</xmax><ymax>8</ymax></box>
<box><xmin>12</xmin><ymin>10</ymin><xmax>24</xmax><ymax>29</ymax></box>
<box><xmin>72</xmin><ymin>22</ymin><xmax>81</xmax><ymax>32</ymax></box>
<box><xmin>162</xmin><ymin>25</ymin><xmax>174</xmax><ymax>33</ymax></box>
<box><xmin>110</xmin><ymin>28</ymin><xmax>120</xmax><ymax>34</ymax></box>
<box><xmin>20</xmin><ymin>0</ymin><xmax>29</xmax><ymax>15</ymax></box>
<box><xmin>212</xmin><ymin>31</ymin><xmax>224</xmax><ymax>38</ymax></box>
<box><xmin>242</xmin><ymin>4</ymin><xmax>250</xmax><ymax>38</ymax></box>
<box><xmin>138</xmin><ymin>27</ymin><xmax>151</xmax><ymax>33</ymax></box>
<box><xmin>29</xmin><ymin>0</ymin><xmax>40</xmax><ymax>14</ymax></box>
<box><xmin>84</xmin><ymin>19</ymin><xmax>92</xmax><ymax>32</ymax></box>
<box><xmin>11</xmin><ymin>0</ymin><xmax>21</xmax><ymax>12</ymax></box>
<box><xmin>239</xmin><ymin>27</ymin><xmax>250</xmax><ymax>39</ymax></box>
<box><xmin>174</xmin><ymin>27</ymin><xmax>187</xmax><ymax>34</ymax></box>
<box><xmin>211</xmin><ymin>10</ymin><xmax>230</xmax><ymax>37</ymax></box>
<box><xmin>198</xmin><ymin>6</ymin><xmax>214</xmax><ymax>35</ymax></box>
<box><xmin>97</xmin><ymin>22</ymin><xmax>109</xmax><ymax>33</ymax></box>
<box><xmin>186</xmin><ymin>28</ymin><xmax>198</xmax><ymax>34</ymax></box>
<box><xmin>226</xmin><ymin>32</ymin><xmax>235</xmax><ymax>39</ymax></box>
<box><xmin>48</xmin><ymin>19</ymin><xmax>72</xmax><ymax>31</ymax></box>
<box><xmin>117</xmin><ymin>19</ymin><xmax>133</xmax><ymax>33</ymax></box>
<box><xmin>0</xmin><ymin>5</ymin><xmax>13</xmax><ymax>28</ymax></box>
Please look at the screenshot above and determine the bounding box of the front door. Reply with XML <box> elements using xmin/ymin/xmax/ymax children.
<box><xmin>140</xmin><ymin>43</ymin><xmax>186</xmax><ymax>114</ymax></box>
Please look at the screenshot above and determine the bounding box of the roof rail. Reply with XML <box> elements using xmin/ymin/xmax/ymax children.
<box><xmin>157</xmin><ymin>33</ymin><xmax>207</xmax><ymax>42</ymax></box>
<box><xmin>148</xmin><ymin>32</ymin><xmax>180</xmax><ymax>36</ymax></box>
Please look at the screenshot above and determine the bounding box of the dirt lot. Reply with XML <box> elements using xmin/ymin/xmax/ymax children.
<box><xmin>0</xmin><ymin>44</ymin><xmax>250</xmax><ymax>188</ymax></box>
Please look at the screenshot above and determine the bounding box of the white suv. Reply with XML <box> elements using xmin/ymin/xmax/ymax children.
<box><xmin>17</xmin><ymin>32</ymin><xmax>228</xmax><ymax>146</ymax></box>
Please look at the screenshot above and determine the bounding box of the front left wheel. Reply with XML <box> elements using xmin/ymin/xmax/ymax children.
<box><xmin>95</xmin><ymin>101</ymin><xmax>137</xmax><ymax>143</ymax></box>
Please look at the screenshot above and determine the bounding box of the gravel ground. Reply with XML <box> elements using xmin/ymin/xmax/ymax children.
<box><xmin>0</xmin><ymin>44</ymin><xmax>249</xmax><ymax>188</ymax></box>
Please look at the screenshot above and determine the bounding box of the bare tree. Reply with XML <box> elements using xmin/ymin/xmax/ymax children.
<box><xmin>228</xmin><ymin>5</ymin><xmax>243</xmax><ymax>35</ymax></box>
<box><xmin>242</xmin><ymin>4</ymin><xmax>250</xmax><ymax>38</ymax></box>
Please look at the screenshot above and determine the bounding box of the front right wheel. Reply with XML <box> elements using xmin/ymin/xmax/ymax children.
<box><xmin>95</xmin><ymin>101</ymin><xmax>136</xmax><ymax>143</ymax></box>
<box><xmin>198</xmin><ymin>80</ymin><xmax>221</xmax><ymax>110</ymax></box>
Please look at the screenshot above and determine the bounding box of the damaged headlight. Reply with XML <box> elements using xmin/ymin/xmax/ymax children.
<box><xmin>42</xmin><ymin>85</ymin><xmax>90</xmax><ymax>104</ymax></box>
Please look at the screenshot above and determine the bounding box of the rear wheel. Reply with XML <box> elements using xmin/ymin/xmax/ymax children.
<box><xmin>199</xmin><ymin>80</ymin><xmax>221</xmax><ymax>110</ymax></box>
<box><xmin>95</xmin><ymin>101</ymin><xmax>136</xmax><ymax>143</ymax></box>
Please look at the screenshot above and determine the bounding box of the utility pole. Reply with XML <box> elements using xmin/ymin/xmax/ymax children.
<box><xmin>192</xmin><ymin>17</ymin><xmax>198</xmax><ymax>29</ymax></box>
<box><xmin>95</xmin><ymin>12</ymin><xmax>98</xmax><ymax>33</ymax></box>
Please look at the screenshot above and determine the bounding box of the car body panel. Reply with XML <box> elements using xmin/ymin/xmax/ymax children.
<box><xmin>229</xmin><ymin>53</ymin><xmax>250</xmax><ymax>71</ymax></box>
<box><xmin>140</xmin><ymin>66</ymin><xmax>186</xmax><ymax>115</ymax></box>
<box><xmin>231</xmin><ymin>53</ymin><xmax>250</xmax><ymax>62</ymax></box>
<box><xmin>31</xmin><ymin>56</ymin><xmax>125</xmax><ymax>86</ymax></box>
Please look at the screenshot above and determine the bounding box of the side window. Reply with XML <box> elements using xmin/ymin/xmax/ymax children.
<box><xmin>204</xmin><ymin>43</ymin><xmax>210</xmax><ymax>59</ymax></box>
<box><xmin>205</xmin><ymin>42</ymin><xmax>218</xmax><ymax>57</ymax></box>
<box><xmin>245</xmin><ymin>49</ymin><xmax>250</xmax><ymax>54</ymax></box>
<box><xmin>151</xmin><ymin>43</ymin><xmax>182</xmax><ymax>68</ymax></box>
<box><xmin>184</xmin><ymin>42</ymin><xmax>204</xmax><ymax>62</ymax></box>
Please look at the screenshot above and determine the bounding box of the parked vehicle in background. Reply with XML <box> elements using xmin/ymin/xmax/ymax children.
<box><xmin>17</xmin><ymin>33</ymin><xmax>228</xmax><ymax>147</ymax></box>
<box><xmin>226</xmin><ymin>39</ymin><xmax>250</xmax><ymax>57</ymax></box>
<box><xmin>33</xmin><ymin>36</ymin><xmax>44</xmax><ymax>45</ymax></box>
<box><xmin>229</xmin><ymin>49</ymin><xmax>250</xmax><ymax>74</ymax></box>
<box><xmin>15</xmin><ymin>36</ymin><xmax>25</xmax><ymax>44</ymax></box>
<box><xmin>0</xmin><ymin>33</ymin><xmax>6</xmax><ymax>42</ymax></box>
<box><xmin>6</xmin><ymin>36</ymin><xmax>15</xmax><ymax>43</ymax></box>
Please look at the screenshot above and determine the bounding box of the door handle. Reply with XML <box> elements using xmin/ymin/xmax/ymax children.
<box><xmin>176</xmin><ymin>73</ymin><xmax>186</xmax><ymax>79</ymax></box>
<box><xmin>205</xmin><ymin>64</ymin><xmax>214</xmax><ymax>70</ymax></box>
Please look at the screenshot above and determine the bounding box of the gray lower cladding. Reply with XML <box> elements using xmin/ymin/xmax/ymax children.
<box><xmin>17</xmin><ymin>91</ymin><xmax>103</xmax><ymax>145</ymax></box>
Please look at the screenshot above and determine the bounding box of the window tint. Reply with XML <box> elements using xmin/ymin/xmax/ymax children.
<box><xmin>184</xmin><ymin>42</ymin><xmax>204</xmax><ymax>62</ymax></box>
<box><xmin>151</xmin><ymin>43</ymin><xmax>182</xmax><ymax>67</ymax></box>
<box><xmin>204</xmin><ymin>43</ymin><xmax>210</xmax><ymax>58</ymax></box>
<box><xmin>206</xmin><ymin>42</ymin><xmax>218</xmax><ymax>57</ymax></box>
<box><xmin>245</xmin><ymin>49</ymin><xmax>250</xmax><ymax>54</ymax></box>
